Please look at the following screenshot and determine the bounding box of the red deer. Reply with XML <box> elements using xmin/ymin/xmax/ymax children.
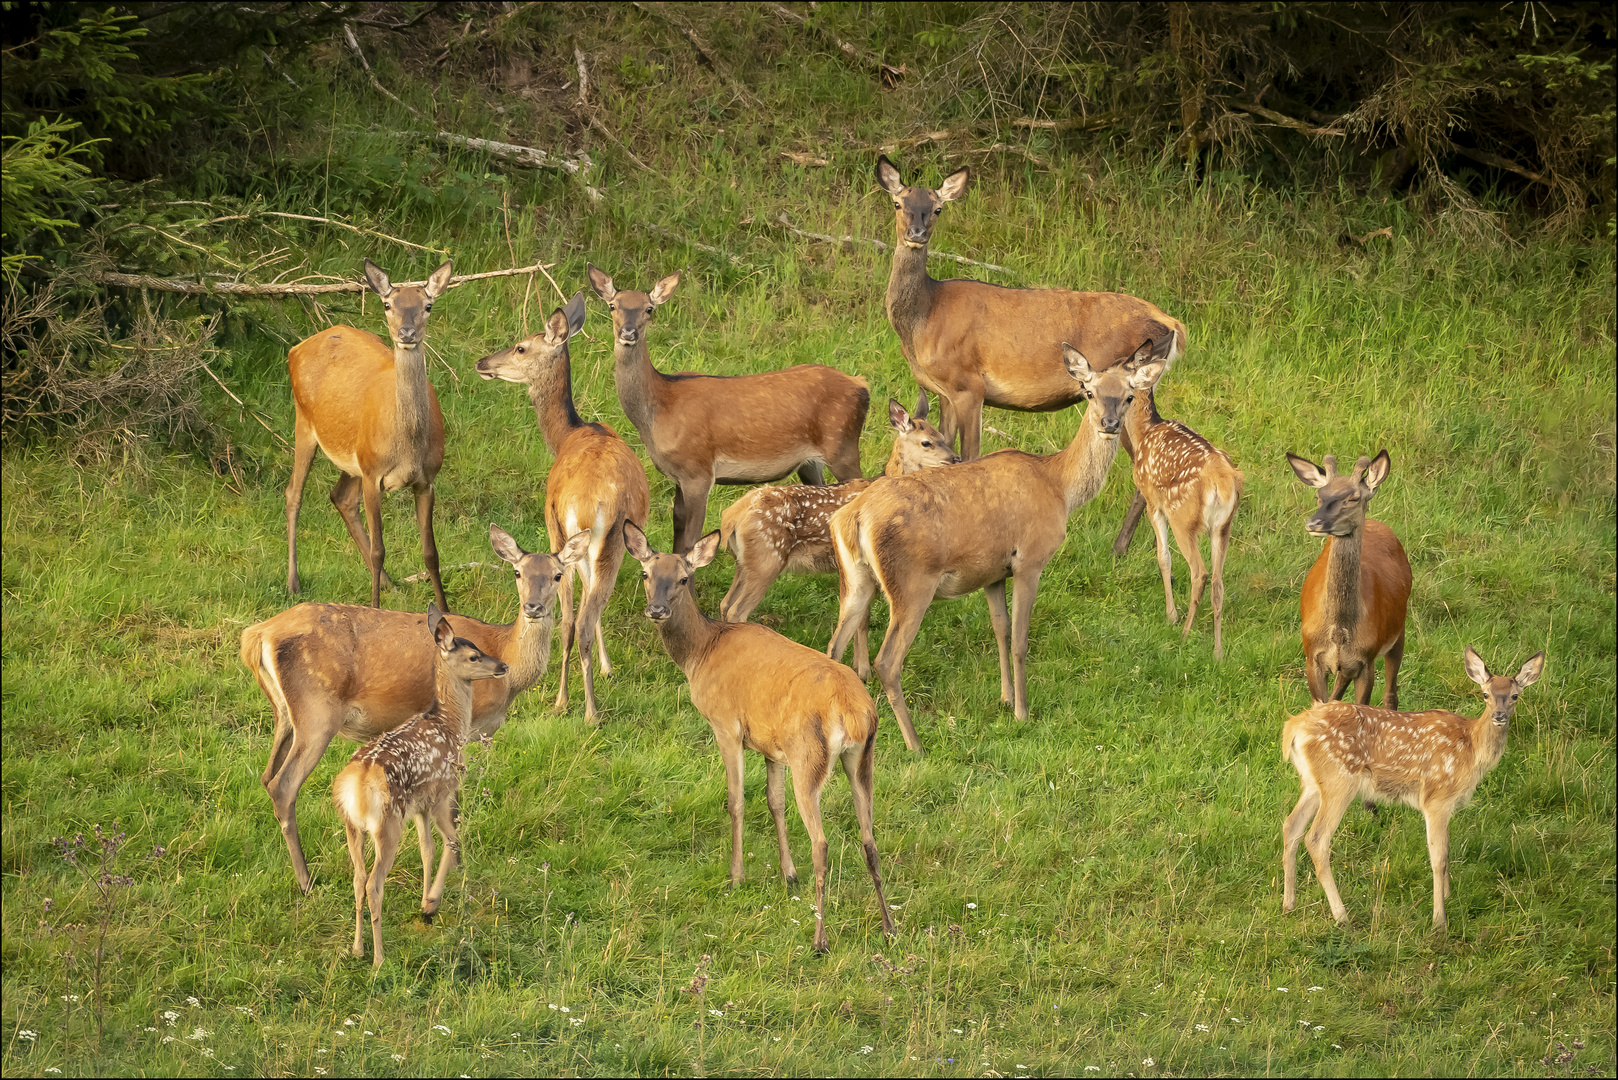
<box><xmin>827</xmin><ymin>341</ymin><xmax>1170</xmax><ymax>754</ymax></box>
<box><xmin>624</xmin><ymin>522</ymin><xmax>896</xmax><ymax>953</ymax></box>
<box><xmin>1282</xmin><ymin>647</ymin><xmax>1545</xmax><ymax>929</ymax></box>
<box><xmin>475</xmin><ymin>291</ymin><xmax>651</xmax><ymax>723</ymax></box>
<box><xmin>286</xmin><ymin>259</ymin><xmax>454</xmax><ymax>609</ymax></box>
<box><xmin>244</xmin><ymin>525</ymin><xmax>590</xmax><ymax>893</ymax></box>
<box><xmin>587</xmin><ymin>264</ymin><xmax>870</xmax><ymax>554</ymax></box>
<box><xmin>717</xmin><ymin>392</ymin><xmax>957</xmax><ymax>624</ymax></box>
<box><xmin>1288</xmin><ymin>451</ymin><xmax>1412</xmax><ymax>708</ymax></box>
<box><xmin>333</xmin><ymin>605</ymin><xmax>509</xmax><ymax>967</ymax></box>
<box><xmin>1118</xmin><ymin>367</ymin><xmax>1244</xmax><ymax>657</ymax></box>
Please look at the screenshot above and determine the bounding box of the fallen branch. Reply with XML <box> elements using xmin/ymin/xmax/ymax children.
<box><xmin>350</xmin><ymin>4</ymin><xmax>442</xmax><ymax>30</ymax></box>
<box><xmin>395</xmin><ymin>130</ymin><xmax>605</xmax><ymax>200</ymax></box>
<box><xmin>344</xmin><ymin>23</ymin><xmax>424</xmax><ymax>121</ymax></box>
<box><xmin>405</xmin><ymin>562</ymin><xmax>481</xmax><ymax>583</ymax></box>
<box><xmin>1011</xmin><ymin>112</ymin><xmax>1131</xmax><ymax>133</ymax></box>
<box><xmin>763</xmin><ymin>3</ymin><xmax>904</xmax><ymax>86</ymax></box>
<box><xmin>1227</xmin><ymin>100</ymin><xmax>1344</xmax><ymax>138</ymax></box>
<box><xmin>632</xmin><ymin>1</ymin><xmax>761</xmax><ymax>106</ymax></box>
<box><xmin>972</xmin><ymin>142</ymin><xmax>1049</xmax><ymax>168</ymax></box>
<box><xmin>88</xmin><ymin>261</ymin><xmax>556</xmax><ymax>296</ymax></box>
<box><xmin>257</xmin><ymin>211</ymin><xmax>446</xmax><ymax>255</ymax></box>
<box><xmin>649</xmin><ymin>224</ymin><xmax>748</xmax><ymax>268</ymax></box>
<box><xmin>1451</xmin><ymin>144</ymin><xmax>1550</xmax><ymax>187</ymax></box>
<box><xmin>574</xmin><ymin>48</ymin><xmax>651</xmax><ymax>172</ymax></box>
<box><xmin>781</xmin><ymin>151</ymin><xmax>830</xmax><ymax>167</ymax></box>
<box><xmin>770</xmin><ymin>213</ymin><xmax>1008</xmax><ymax>273</ymax></box>
<box><xmin>1349</xmin><ymin>225</ymin><xmax>1394</xmax><ymax>245</ymax></box>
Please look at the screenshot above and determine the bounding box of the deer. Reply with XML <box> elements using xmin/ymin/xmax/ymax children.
<box><xmin>333</xmin><ymin>604</ymin><xmax>509</xmax><ymax>967</ymax></box>
<box><xmin>1287</xmin><ymin>450</ymin><xmax>1413</xmax><ymax>709</ymax></box>
<box><xmin>1116</xmin><ymin>363</ymin><xmax>1244</xmax><ymax>658</ymax></box>
<box><xmin>827</xmin><ymin>339</ymin><xmax>1171</xmax><ymax>755</ymax></box>
<box><xmin>623</xmin><ymin>521</ymin><xmax>896</xmax><ymax>953</ymax></box>
<box><xmin>474</xmin><ymin>291</ymin><xmax>651</xmax><ymax>724</ymax></box>
<box><xmin>243</xmin><ymin>524</ymin><xmax>591</xmax><ymax>894</ymax></box>
<box><xmin>1282</xmin><ymin>647</ymin><xmax>1546</xmax><ymax>930</ymax></box>
<box><xmin>587</xmin><ymin>264</ymin><xmax>871</xmax><ymax>555</ymax></box>
<box><xmin>717</xmin><ymin>392</ymin><xmax>958</xmax><ymax>624</ymax></box>
<box><xmin>286</xmin><ymin>258</ymin><xmax>455</xmax><ymax>610</ymax></box>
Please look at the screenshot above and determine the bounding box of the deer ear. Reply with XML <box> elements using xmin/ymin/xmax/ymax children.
<box><xmin>938</xmin><ymin>165</ymin><xmax>969</xmax><ymax>202</ymax></box>
<box><xmin>362</xmin><ymin>259</ymin><xmax>392</xmax><ymax>297</ymax></box>
<box><xmin>489</xmin><ymin>523</ymin><xmax>526</xmax><ymax>564</ymax></box>
<box><xmin>587</xmin><ymin>264</ymin><xmax>616</xmax><ymax>302</ymax></box>
<box><xmin>1463</xmin><ymin>645</ymin><xmax>1491</xmax><ymax>687</ymax></box>
<box><xmin>1061</xmin><ymin>343</ymin><xmax>1096</xmax><ymax>386</ymax></box>
<box><xmin>1364</xmin><ymin>449</ymin><xmax>1391</xmax><ymax>492</ymax></box>
<box><xmin>623</xmin><ymin>520</ymin><xmax>654</xmax><ymax>562</ymax></box>
<box><xmin>1287</xmin><ymin>453</ymin><xmax>1329</xmax><ymax>489</ymax></box>
<box><xmin>887</xmin><ymin>396</ymin><xmax>911</xmax><ymax>431</ymax></box>
<box><xmin>1513</xmin><ymin>651</ymin><xmax>1545</xmax><ymax>689</ymax></box>
<box><xmin>429</xmin><ymin>604</ymin><xmax>454</xmax><ymax>651</ymax></box>
<box><xmin>544</xmin><ymin>307</ymin><xmax>570</xmax><ymax>344</ymax></box>
<box><xmin>563</xmin><ymin>291</ymin><xmax>588</xmax><ymax>337</ymax></box>
<box><xmin>424</xmin><ymin>259</ymin><xmax>454</xmax><ymax>299</ymax></box>
<box><xmin>914</xmin><ymin>389</ymin><xmax>929</xmax><ymax>420</ymax></box>
<box><xmin>558</xmin><ymin>530</ymin><xmax>593</xmax><ymax>565</ymax></box>
<box><xmin>876</xmin><ymin>155</ymin><xmax>904</xmax><ymax>195</ymax></box>
<box><xmin>689</xmin><ymin>530</ymin><xmax>721</xmax><ymax>569</ymax></box>
<box><xmin>1128</xmin><ymin>360</ymin><xmax>1167</xmax><ymax>390</ymax></box>
<box><xmin>649</xmin><ymin>271</ymin><xmax>681</xmax><ymax>306</ymax></box>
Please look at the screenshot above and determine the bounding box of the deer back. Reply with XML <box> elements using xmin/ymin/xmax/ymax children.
<box><xmin>1284</xmin><ymin>701</ymin><xmax>1497</xmax><ymax>811</ymax></box>
<box><xmin>288</xmin><ymin>326</ymin><xmax>445</xmax><ymax>477</ymax></box>
<box><xmin>545</xmin><ymin>425</ymin><xmax>652</xmax><ymax>545</ymax></box>
<box><xmin>1300</xmin><ymin>519</ymin><xmax>1412</xmax><ymax>660</ymax></box>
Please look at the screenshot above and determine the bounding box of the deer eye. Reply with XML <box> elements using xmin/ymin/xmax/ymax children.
<box><xmin>513</xmin><ymin>570</ymin><xmax>520</xmax><ymax>579</ymax></box>
<box><xmin>426</xmin><ymin>303</ymin><xmax>433</xmax><ymax>311</ymax></box>
<box><xmin>934</xmin><ymin>207</ymin><xmax>942</xmax><ymax>216</ymax></box>
<box><xmin>554</xmin><ymin>572</ymin><xmax>562</xmax><ymax>581</ymax></box>
<box><xmin>921</xmin><ymin>441</ymin><xmax>932</xmax><ymax>448</ymax></box>
<box><xmin>383</xmin><ymin>303</ymin><xmax>392</xmax><ymax>311</ymax></box>
<box><xmin>894</xmin><ymin>201</ymin><xmax>901</xmax><ymax>209</ymax></box>
<box><xmin>516</xmin><ymin>345</ymin><xmax>525</xmax><ymax>354</ymax></box>
<box><xmin>1126</xmin><ymin>394</ymin><xmax>1135</xmax><ymax>403</ymax></box>
<box><xmin>646</xmin><ymin>306</ymin><xmax>654</xmax><ymax>315</ymax></box>
<box><xmin>679</xmin><ymin>577</ymin><xmax>688</xmax><ymax>586</ymax></box>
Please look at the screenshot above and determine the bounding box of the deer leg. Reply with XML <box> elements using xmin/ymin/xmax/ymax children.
<box><xmin>674</xmin><ymin>478</ymin><xmax>714</xmax><ymax>556</ymax></box>
<box><xmin>796</xmin><ymin>461</ymin><xmax>826</xmax><ymax>486</ymax></box>
<box><xmin>1281</xmin><ymin>784</ymin><xmax>1321</xmax><ymax>914</ymax></box>
<box><xmin>1112</xmin><ymin>489</ymin><xmax>1148</xmax><ymax>557</ymax></box>
<box><xmin>1305</xmin><ymin>651</ymin><xmax>1330</xmax><ymax>704</ymax></box>
<box><xmin>1173</xmin><ymin>517</ymin><xmax>1207</xmax><ymax>642</ymax></box>
<box><xmin>576</xmin><ymin>564</ymin><xmax>612</xmax><ymax>724</ymax></box>
<box><xmin>983</xmin><ymin>579</ymin><xmax>1014</xmax><ymax>707</ymax></box>
<box><xmin>1382</xmin><ymin>631</ymin><xmax>1405</xmax><ymax>711</ymax></box>
<box><xmin>285</xmin><ymin>414</ymin><xmax>320</xmax><ymax>594</ymax></box>
<box><xmin>1351</xmin><ymin>660</ymin><xmax>1375</xmax><ymax>705</ymax></box>
<box><xmin>766</xmin><ymin>758</ymin><xmax>798</xmax><ymax>887</ymax></box>
<box><xmin>414</xmin><ymin>484</ymin><xmax>447</xmax><ymax>612</ymax></box>
<box><xmin>844</xmin><ymin>736</ymin><xmax>894</xmax><ymax>938</ymax></box>
<box><xmin>1150</xmin><ymin>509</ymin><xmax>1178</xmax><ymax>624</ymax></box>
<box><xmin>553</xmin><ymin>564</ymin><xmax>578</xmax><ymax>713</ymax></box>
<box><xmin>721</xmin><ymin>736</ymin><xmax>747</xmax><ymax>886</ymax></box>
<box><xmin>721</xmin><ymin>548</ymin><xmax>781</xmax><ymax>623</ymax></box>
<box><xmin>789</xmin><ymin>766</ymin><xmax>831</xmax><ymax>953</ymax></box>
<box><xmin>424</xmin><ymin>797</ymin><xmax>460</xmax><ymax>919</ymax></box>
<box><xmin>1009</xmin><ymin>567</ymin><xmax>1045</xmax><ymax>721</ymax></box>
<box><xmin>360</xmin><ymin>476</ymin><xmax>387</xmax><ymax>607</ymax></box>
<box><xmin>264</xmin><ymin>707</ymin><xmax>340</xmax><ymax>895</ymax></box>
<box><xmin>874</xmin><ymin>579</ymin><xmax>938</xmax><ymax>756</ymax></box>
<box><xmin>827</xmin><ymin>558</ymin><xmax>878</xmax><ymax>681</ymax></box>
<box><xmin>329</xmin><ymin>472</ymin><xmax>387</xmax><ymax>585</ymax></box>
<box><xmin>1423</xmin><ymin>805</ymin><xmax>1452</xmax><ymax>930</ymax></box>
<box><xmin>344</xmin><ymin>820</ymin><xmax>368</xmax><ymax>958</ymax></box>
<box><xmin>1209</xmin><ymin>510</ymin><xmax>1234</xmax><ymax>660</ymax></box>
<box><xmin>367</xmin><ymin>816</ymin><xmax>404</xmax><ymax>968</ymax></box>
<box><xmin>414</xmin><ymin>812</ymin><xmax>434</xmax><ymax>914</ymax></box>
<box><xmin>957</xmin><ymin>394</ymin><xmax>985</xmax><ymax>462</ymax></box>
<box><xmin>827</xmin><ymin>440</ymin><xmax>864</xmax><ymax>484</ymax></box>
<box><xmin>1303</xmin><ymin>787</ymin><xmax>1355</xmax><ymax>926</ymax></box>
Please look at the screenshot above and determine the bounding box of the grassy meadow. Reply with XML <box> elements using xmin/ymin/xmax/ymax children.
<box><xmin>2</xmin><ymin>9</ymin><xmax>1615</xmax><ymax>1077</ymax></box>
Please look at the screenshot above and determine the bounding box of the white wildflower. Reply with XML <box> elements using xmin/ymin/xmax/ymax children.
<box><xmin>1276</xmin><ymin>987</ymin><xmax>1288</xmax><ymax>993</ymax></box>
<box><xmin>45</xmin><ymin>1070</ymin><xmax>62</xmax><ymax>1075</ymax></box>
<box><xmin>187</xmin><ymin>1027</ymin><xmax>210</xmax><ymax>1041</ymax></box>
<box><xmin>1307</xmin><ymin>986</ymin><xmax>1323</xmax><ymax>992</ymax></box>
<box><xmin>560</xmin><ymin>1006</ymin><xmax>570</xmax><ymax>1014</ymax></box>
<box><xmin>391</xmin><ymin>1054</ymin><xmax>405</xmax><ymax>1062</ymax></box>
<box><xmin>709</xmin><ymin>1010</ymin><xmax>723</xmax><ymax>1017</ymax></box>
<box><xmin>343</xmin><ymin>1018</ymin><xmax>355</xmax><ymax>1026</ymax></box>
<box><xmin>17</xmin><ymin>1030</ymin><xmax>39</xmax><ymax>1042</ymax></box>
<box><xmin>161</xmin><ymin>1036</ymin><xmax>175</xmax><ymax>1044</ymax></box>
<box><xmin>1195</xmin><ymin>1024</ymin><xmax>1210</xmax><ymax>1032</ymax></box>
<box><xmin>966</xmin><ymin>903</ymin><xmax>978</xmax><ymax>909</ymax></box>
<box><xmin>163</xmin><ymin>1011</ymin><xmax>179</xmax><ymax>1027</ymax></box>
<box><xmin>186</xmin><ymin>996</ymin><xmax>200</xmax><ymax>1007</ymax></box>
<box><xmin>433</xmin><ymin>1024</ymin><xmax>452</xmax><ymax>1035</ymax></box>
<box><xmin>858</xmin><ymin>1045</ymin><xmax>874</xmax><ymax>1054</ymax></box>
<box><xmin>1143</xmin><ymin>1057</ymin><xmax>1156</xmax><ymax>1067</ymax></box>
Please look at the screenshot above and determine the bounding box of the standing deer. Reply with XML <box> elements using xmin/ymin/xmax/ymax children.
<box><xmin>333</xmin><ymin>605</ymin><xmax>509</xmax><ymax>967</ymax></box>
<box><xmin>827</xmin><ymin>342</ymin><xmax>1170</xmax><ymax>754</ymax></box>
<box><xmin>286</xmin><ymin>259</ymin><xmax>454</xmax><ymax>609</ymax></box>
<box><xmin>1288</xmin><ymin>450</ymin><xmax>1412</xmax><ymax>708</ymax></box>
<box><xmin>475</xmin><ymin>291</ymin><xmax>651</xmax><ymax>724</ymax></box>
<box><xmin>717</xmin><ymin>393</ymin><xmax>957</xmax><ymax>624</ymax></box>
<box><xmin>1282</xmin><ymin>647</ymin><xmax>1546</xmax><ymax>929</ymax></box>
<box><xmin>244</xmin><ymin>525</ymin><xmax>590</xmax><ymax>893</ymax></box>
<box><xmin>1117</xmin><ymin>353</ymin><xmax>1244</xmax><ymax>658</ymax></box>
<box><xmin>587</xmin><ymin>264</ymin><xmax>871</xmax><ymax>554</ymax></box>
<box><xmin>624</xmin><ymin>522</ymin><xmax>896</xmax><ymax>953</ymax></box>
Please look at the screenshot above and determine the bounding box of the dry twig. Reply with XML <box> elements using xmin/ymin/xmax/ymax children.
<box><xmin>88</xmin><ymin>261</ymin><xmax>557</xmax><ymax>297</ymax></box>
<box><xmin>769</xmin><ymin>213</ymin><xmax>1008</xmax><ymax>273</ymax></box>
<box><xmin>344</xmin><ymin>24</ymin><xmax>424</xmax><ymax>121</ymax></box>
<box><xmin>632</xmin><ymin>2</ymin><xmax>761</xmax><ymax>106</ymax></box>
<box><xmin>763</xmin><ymin>3</ymin><xmax>904</xmax><ymax>86</ymax></box>
<box><xmin>574</xmin><ymin>48</ymin><xmax>651</xmax><ymax>172</ymax></box>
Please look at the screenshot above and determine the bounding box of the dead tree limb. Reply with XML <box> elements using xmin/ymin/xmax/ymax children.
<box><xmin>394</xmin><ymin>130</ymin><xmax>606</xmax><ymax>200</ymax></box>
<box><xmin>1227</xmin><ymin>100</ymin><xmax>1344</xmax><ymax>138</ymax></box>
<box><xmin>574</xmin><ymin>48</ymin><xmax>651</xmax><ymax>172</ymax></box>
<box><xmin>632</xmin><ymin>1</ymin><xmax>761</xmax><ymax>106</ymax></box>
<box><xmin>343</xmin><ymin>23</ymin><xmax>424</xmax><ymax>121</ymax></box>
<box><xmin>770</xmin><ymin>213</ymin><xmax>1009</xmax><ymax>273</ymax></box>
<box><xmin>1451</xmin><ymin>144</ymin><xmax>1550</xmax><ymax>187</ymax></box>
<box><xmin>87</xmin><ymin>261</ymin><xmax>557</xmax><ymax>296</ymax></box>
<box><xmin>763</xmin><ymin>3</ymin><xmax>905</xmax><ymax>86</ymax></box>
<box><xmin>649</xmin><ymin>224</ymin><xmax>748</xmax><ymax>267</ymax></box>
<box><xmin>1011</xmin><ymin>112</ymin><xmax>1131</xmax><ymax>132</ymax></box>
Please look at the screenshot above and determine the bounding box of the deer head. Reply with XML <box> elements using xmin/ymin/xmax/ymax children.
<box><xmin>875</xmin><ymin>155</ymin><xmax>969</xmax><ymax>249</ymax></box>
<box><xmin>1463</xmin><ymin>647</ymin><xmax>1545</xmax><ymax>726</ymax></box>
<box><xmin>588</xmin><ymin>264</ymin><xmax>680</xmax><ymax>347</ymax></box>
<box><xmin>427</xmin><ymin>603</ymin><xmax>509</xmax><ymax>682</ymax></box>
<box><xmin>1287</xmin><ymin>450</ymin><xmax>1391</xmax><ymax>538</ymax></box>
<box><xmin>363</xmin><ymin>258</ymin><xmax>453</xmax><ymax>348</ymax></box>
<box><xmin>887</xmin><ymin>391</ymin><xmax>959</xmax><ymax>471</ymax></box>
<box><xmin>475</xmin><ymin>293</ymin><xmax>588</xmax><ymax>383</ymax></box>
<box><xmin>624</xmin><ymin>521</ymin><xmax>719</xmax><ymax>622</ymax></box>
<box><xmin>488</xmin><ymin>524</ymin><xmax>592</xmax><ymax>621</ymax></box>
<box><xmin>1060</xmin><ymin>338</ymin><xmax>1171</xmax><ymax>437</ymax></box>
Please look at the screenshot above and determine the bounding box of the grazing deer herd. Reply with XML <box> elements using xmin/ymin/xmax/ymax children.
<box><xmin>242</xmin><ymin>158</ymin><xmax>1548</xmax><ymax>962</ymax></box>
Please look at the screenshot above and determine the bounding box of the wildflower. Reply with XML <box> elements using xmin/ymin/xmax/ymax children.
<box><xmin>162</xmin><ymin>1011</ymin><xmax>179</xmax><ymax>1027</ymax></box>
<box><xmin>952</xmin><ymin>1028</ymin><xmax>964</xmax><ymax>1034</ymax></box>
<box><xmin>569</xmin><ymin>1017</ymin><xmax>584</xmax><ymax>1026</ymax></box>
<box><xmin>709</xmin><ymin>1010</ymin><xmax>723</xmax><ymax>1017</ymax></box>
<box><xmin>889</xmin><ymin>903</ymin><xmax>902</xmax><ymax>910</ymax></box>
<box><xmin>549</xmin><ymin>1004</ymin><xmax>559</xmax><ymax>1010</ymax></box>
<box><xmin>1143</xmin><ymin>1057</ymin><xmax>1156</xmax><ymax>1067</ymax></box>
<box><xmin>433</xmin><ymin>1025</ymin><xmax>452</xmax><ymax>1035</ymax></box>
<box><xmin>161</xmin><ymin>1036</ymin><xmax>175</xmax><ymax>1044</ymax></box>
<box><xmin>1085</xmin><ymin>1068</ymin><xmax>1101</xmax><ymax>1073</ymax></box>
<box><xmin>859</xmin><ymin>1046</ymin><xmax>874</xmax><ymax>1054</ymax></box>
<box><xmin>792</xmin><ymin>896</ymin><xmax>801</xmax><ymax>902</ymax></box>
<box><xmin>1300</xmin><ymin>1020</ymin><xmax>1311</xmax><ymax>1026</ymax></box>
<box><xmin>187</xmin><ymin>996</ymin><xmax>201</xmax><ymax>1007</ymax></box>
<box><xmin>201</xmin><ymin>1048</ymin><xmax>216</xmax><ymax>1058</ymax></box>
<box><xmin>392</xmin><ymin>1054</ymin><xmax>405</xmax><ymax>1062</ymax></box>
<box><xmin>1276</xmin><ymin>987</ymin><xmax>1288</xmax><ymax>993</ymax></box>
<box><xmin>313</xmin><ymin>1068</ymin><xmax>328</xmax><ymax>1076</ymax></box>
<box><xmin>1333</xmin><ymin>1044</ymin><xmax>1343</xmax><ymax>1050</ymax></box>
<box><xmin>1307</xmin><ymin>986</ymin><xmax>1323</xmax><ymax>992</ymax></box>
<box><xmin>59</xmin><ymin>995</ymin><xmax>79</xmax><ymax>1003</ymax></box>
<box><xmin>145</xmin><ymin>1027</ymin><xmax>157</xmax><ymax>1033</ymax></box>
<box><xmin>344</xmin><ymin>1018</ymin><xmax>355</xmax><ymax>1026</ymax></box>
<box><xmin>315</xmin><ymin>1048</ymin><xmax>327</xmax><ymax>1054</ymax></box>
<box><xmin>46</xmin><ymin>1069</ymin><xmax>62</xmax><ymax>1075</ymax></box>
<box><xmin>560</xmin><ymin>1006</ymin><xmax>570</xmax><ymax>1014</ymax></box>
<box><xmin>17</xmin><ymin>1030</ymin><xmax>39</xmax><ymax>1042</ymax></box>
<box><xmin>1195</xmin><ymin>1024</ymin><xmax>1210</xmax><ymax>1032</ymax></box>
<box><xmin>236</xmin><ymin>1007</ymin><xmax>253</xmax><ymax>1016</ymax></box>
<box><xmin>224</xmin><ymin>1068</ymin><xmax>237</xmax><ymax>1072</ymax></box>
<box><xmin>365</xmin><ymin>1031</ymin><xmax>375</xmax><ymax>1036</ymax></box>
<box><xmin>187</xmin><ymin>1027</ymin><xmax>210</xmax><ymax>1041</ymax></box>
<box><xmin>967</xmin><ymin>903</ymin><xmax>978</xmax><ymax>909</ymax></box>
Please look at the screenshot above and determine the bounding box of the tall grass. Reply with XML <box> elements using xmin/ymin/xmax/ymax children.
<box><xmin>2</xmin><ymin>14</ymin><xmax>1614</xmax><ymax>1077</ymax></box>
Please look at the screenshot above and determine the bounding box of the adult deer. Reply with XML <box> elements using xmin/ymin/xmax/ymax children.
<box><xmin>827</xmin><ymin>341</ymin><xmax>1170</xmax><ymax>754</ymax></box>
<box><xmin>1282</xmin><ymin>647</ymin><xmax>1545</xmax><ymax>929</ymax></box>
<box><xmin>717</xmin><ymin>393</ymin><xmax>957</xmax><ymax>624</ymax></box>
<box><xmin>1287</xmin><ymin>450</ymin><xmax>1412</xmax><ymax>708</ymax></box>
<box><xmin>244</xmin><ymin>525</ymin><xmax>590</xmax><ymax>894</ymax></box>
<box><xmin>1117</xmin><ymin>357</ymin><xmax>1244</xmax><ymax>658</ymax></box>
<box><xmin>475</xmin><ymin>291</ymin><xmax>651</xmax><ymax>723</ymax></box>
<box><xmin>624</xmin><ymin>522</ymin><xmax>896</xmax><ymax>953</ymax></box>
<box><xmin>587</xmin><ymin>264</ymin><xmax>871</xmax><ymax>554</ymax></box>
<box><xmin>873</xmin><ymin>156</ymin><xmax>1186</xmax><ymax>465</ymax></box>
<box><xmin>333</xmin><ymin>605</ymin><xmax>509</xmax><ymax>967</ymax></box>
<box><xmin>286</xmin><ymin>258</ymin><xmax>454</xmax><ymax>609</ymax></box>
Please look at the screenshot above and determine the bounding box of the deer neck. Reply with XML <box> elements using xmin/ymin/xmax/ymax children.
<box><xmin>1051</xmin><ymin>405</ymin><xmax>1126</xmax><ymax>514</ymax></box>
<box><xmin>393</xmin><ymin>341</ymin><xmax>434</xmax><ymax>444</ymax></box>
<box><xmin>432</xmin><ymin>667</ymin><xmax>477</xmax><ymax>747</ymax></box>
<box><xmin>654</xmin><ymin>585</ymin><xmax>725</xmax><ymax>676</ymax></box>
<box><xmin>499</xmin><ymin>615</ymin><xmax>556</xmax><ymax>697</ymax></box>
<box><xmin>1321</xmin><ymin>529</ymin><xmax>1364</xmax><ymax>645</ymax></box>
<box><xmin>528</xmin><ymin>352</ymin><xmax>586</xmax><ymax>456</ymax></box>
<box><xmin>613</xmin><ymin>338</ymin><xmax>666</xmax><ymax>436</ymax></box>
<box><xmin>1469</xmin><ymin>707</ymin><xmax>1511</xmax><ymax>775</ymax></box>
<box><xmin>885</xmin><ymin>241</ymin><xmax>936</xmax><ymax>360</ymax></box>
<box><xmin>1123</xmin><ymin>388</ymin><xmax>1164</xmax><ymax>451</ymax></box>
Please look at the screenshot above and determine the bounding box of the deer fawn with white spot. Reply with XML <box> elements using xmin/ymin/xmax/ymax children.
<box><xmin>1282</xmin><ymin>647</ymin><xmax>1545</xmax><ymax>930</ymax></box>
<box><xmin>332</xmin><ymin>605</ymin><xmax>509</xmax><ymax>967</ymax></box>
<box><xmin>286</xmin><ymin>259</ymin><xmax>454</xmax><ymax>609</ymax></box>
<box><xmin>624</xmin><ymin>522</ymin><xmax>895</xmax><ymax>953</ymax></box>
<box><xmin>1114</xmin><ymin>342</ymin><xmax>1243</xmax><ymax>657</ymax></box>
<box><xmin>718</xmin><ymin>392</ymin><xmax>957</xmax><ymax>624</ymax></box>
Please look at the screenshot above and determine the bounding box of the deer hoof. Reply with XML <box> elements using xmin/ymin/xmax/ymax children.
<box><xmin>420</xmin><ymin>912</ymin><xmax>435</xmax><ymax>926</ymax></box>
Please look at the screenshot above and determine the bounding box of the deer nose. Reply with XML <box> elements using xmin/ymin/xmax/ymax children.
<box><xmin>1305</xmin><ymin>514</ymin><xmax>1330</xmax><ymax>535</ymax></box>
<box><xmin>474</xmin><ymin>358</ymin><xmax>495</xmax><ymax>379</ymax></box>
<box><xmin>522</xmin><ymin>602</ymin><xmax>549</xmax><ymax>620</ymax></box>
<box><xmin>1098</xmin><ymin>417</ymin><xmax>1121</xmax><ymax>435</ymax></box>
<box><xmin>617</xmin><ymin>328</ymin><xmax>639</xmax><ymax>345</ymax></box>
<box><xmin>645</xmin><ymin>603</ymin><xmax>670</xmax><ymax>621</ymax></box>
<box><xmin>492</xmin><ymin>661</ymin><xmax>510</xmax><ymax>678</ymax></box>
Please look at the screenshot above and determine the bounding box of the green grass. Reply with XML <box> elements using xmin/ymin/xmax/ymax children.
<box><xmin>3</xmin><ymin>10</ymin><xmax>1615</xmax><ymax>1077</ymax></box>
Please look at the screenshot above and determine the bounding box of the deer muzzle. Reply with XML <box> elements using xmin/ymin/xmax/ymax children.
<box><xmin>616</xmin><ymin>328</ymin><xmax>639</xmax><ymax>346</ymax></box>
<box><xmin>521</xmin><ymin>602</ymin><xmax>552</xmax><ymax>621</ymax></box>
<box><xmin>644</xmin><ymin>603</ymin><xmax>671</xmax><ymax>621</ymax></box>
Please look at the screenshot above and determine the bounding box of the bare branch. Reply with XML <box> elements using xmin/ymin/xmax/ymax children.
<box><xmin>649</xmin><ymin>224</ymin><xmax>748</xmax><ymax>268</ymax></box>
<box><xmin>343</xmin><ymin>23</ymin><xmax>424</xmax><ymax>120</ymax></box>
<box><xmin>574</xmin><ymin>48</ymin><xmax>652</xmax><ymax>172</ymax></box>
<box><xmin>769</xmin><ymin>213</ymin><xmax>1009</xmax><ymax>273</ymax></box>
<box><xmin>763</xmin><ymin>3</ymin><xmax>905</xmax><ymax>86</ymax></box>
<box><xmin>1226</xmin><ymin>100</ymin><xmax>1344</xmax><ymax>138</ymax></box>
<box><xmin>632</xmin><ymin>1</ymin><xmax>762</xmax><ymax>106</ymax></box>
<box><xmin>87</xmin><ymin>261</ymin><xmax>556</xmax><ymax>297</ymax></box>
